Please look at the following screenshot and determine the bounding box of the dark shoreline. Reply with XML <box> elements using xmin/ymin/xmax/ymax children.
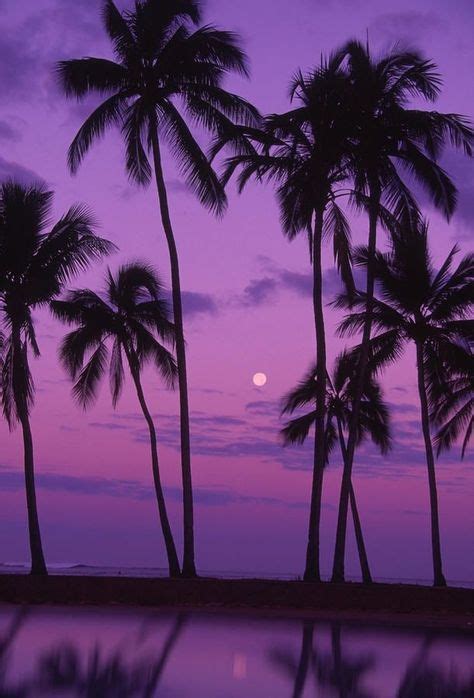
<box><xmin>0</xmin><ymin>574</ymin><xmax>473</xmax><ymax>631</ymax></box>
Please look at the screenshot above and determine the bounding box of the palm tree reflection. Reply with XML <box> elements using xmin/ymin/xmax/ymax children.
<box><xmin>0</xmin><ymin>608</ymin><xmax>29</xmax><ymax>697</ymax></box>
<box><xmin>269</xmin><ymin>621</ymin><xmax>375</xmax><ymax>697</ymax></box>
<box><xmin>37</xmin><ymin>613</ymin><xmax>186</xmax><ymax>697</ymax></box>
<box><xmin>397</xmin><ymin>633</ymin><xmax>474</xmax><ymax>698</ymax></box>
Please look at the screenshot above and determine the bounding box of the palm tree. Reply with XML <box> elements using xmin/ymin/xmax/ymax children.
<box><xmin>281</xmin><ymin>351</ymin><xmax>391</xmax><ymax>583</ymax></box>
<box><xmin>51</xmin><ymin>263</ymin><xmax>181</xmax><ymax>577</ymax></box>
<box><xmin>0</xmin><ymin>180</ymin><xmax>113</xmax><ymax>576</ymax></box>
<box><xmin>56</xmin><ymin>0</ymin><xmax>258</xmax><ymax>577</ymax></box>
<box><xmin>336</xmin><ymin>222</ymin><xmax>473</xmax><ymax>585</ymax></box>
<box><xmin>430</xmin><ymin>353</ymin><xmax>473</xmax><ymax>459</ymax></box>
<box><xmin>331</xmin><ymin>41</ymin><xmax>474</xmax><ymax>582</ymax></box>
<box><xmin>216</xmin><ymin>59</ymin><xmax>357</xmax><ymax>581</ymax></box>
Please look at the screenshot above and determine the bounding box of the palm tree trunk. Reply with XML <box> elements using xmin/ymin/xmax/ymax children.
<box><xmin>304</xmin><ymin>208</ymin><xmax>327</xmax><ymax>582</ymax></box>
<box><xmin>127</xmin><ymin>354</ymin><xmax>181</xmax><ymax>578</ymax></box>
<box><xmin>292</xmin><ymin>622</ymin><xmax>314</xmax><ymax>698</ymax></box>
<box><xmin>415</xmin><ymin>341</ymin><xmax>446</xmax><ymax>587</ymax></box>
<box><xmin>12</xmin><ymin>325</ymin><xmax>47</xmax><ymax>576</ymax></box>
<box><xmin>331</xmin><ymin>179</ymin><xmax>380</xmax><ymax>583</ymax></box>
<box><xmin>149</xmin><ymin>125</ymin><xmax>196</xmax><ymax>577</ymax></box>
<box><xmin>336</xmin><ymin>417</ymin><xmax>372</xmax><ymax>584</ymax></box>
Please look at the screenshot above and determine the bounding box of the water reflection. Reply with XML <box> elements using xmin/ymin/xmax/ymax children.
<box><xmin>0</xmin><ymin>607</ymin><xmax>472</xmax><ymax>696</ymax></box>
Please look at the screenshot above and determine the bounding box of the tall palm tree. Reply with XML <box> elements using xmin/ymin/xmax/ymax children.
<box><xmin>281</xmin><ymin>351</ymin><xmax>391</xmax><ymax>583</ymax></box>
<box><xmin>51</xmin><ymin>263</ymin><xmax>181</xmax><ymax>577</ymax></box>
<box><xmin>0</xmin><ymin>180</ymin><xmax>113</xmax><ymax>576</ymax></box>
<box><xmin>216</xmin><ymin>60</ymin><xmax>357</xmax><ymax>581</ymax></box>
<box><xmin>56</xmin><ymin>0</ymin><xmax>258</xmax><ymax>577</ymax></box>
<box><xmin>331</xmin><ymin>40</ymin><xmax>474</xmax><ymax>582</ymax></box>
<box><xmin>336</xmin><ymin>223</ymin><xmax>473</xmax><ymax>585</ymax></box>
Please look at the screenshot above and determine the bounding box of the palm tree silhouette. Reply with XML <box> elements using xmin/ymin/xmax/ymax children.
<box><xmin>397</xmin><ymin>635</ymin><xmax>474</xmax><ymax>697</ymax></box>
<box><xmin>37</xmin><ymin>613</ymin><xmax>186</xmax><ymax>696</ymax></box>
<box><xmin>216</xmin><ymin>59</ymin><xmax>358</xmax><ymax>581</ymax></box>
<box><xmin>0</xmin><ymin>608</ymin><xmax>29</xmax><ymax>697</ymax></box>
<box><xmin>0</xmin><ymin>181</ymin><xmax>113</xmax><ymax>576</ymax></box>
<box><xmin>315</xmin><ymin>624</ymin><xmax>376</xmax><ymax>698</ymax></box>
<box><xmin>269</xmin><ymin>621</ymin><xmax>376</xmax><ymax>698</ymax></box>
<box><xmin>429</xmin><ymin>350</ymin><xmax>472</xmax><ymax>459</ymax></box>
<box><xmin>281</xmin><ymin>351</ymin><xmax>391</xmax><ymax>583</ymax></box>
<box><xmin>268</xmin><ymin>621</ymin><xmax>315</xmax><ymax>698</ymax></box>
<box><xmin>336</xmin><ymin>223</ymin><xmax>473</xmax><ymax>585</ymax></box>
<box><xmin>56</xmin><ymin>0</ymin><xmax>258</xmax><ymax>577</ymax></box>
<box><xmin>331</xmin><ymin>41</ymin><xmax>474</xmax><ymax>583</ymax></box>
<box><xmin>52</xmin><ymin>263</ymin><xmax>180</xmax><ymax>577</ymax></box>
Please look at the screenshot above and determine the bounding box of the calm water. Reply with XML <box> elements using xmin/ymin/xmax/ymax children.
<box><xmin>0</xmin><ymin>606</ymin><xmax>473</xmax><ymax>696</ymax></box>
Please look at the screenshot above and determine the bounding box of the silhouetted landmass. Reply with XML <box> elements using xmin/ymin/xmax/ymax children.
<box><xmin>0</xmin><ymin>576</ymin><xmax>472</xmax><ymax>631</ymax></box>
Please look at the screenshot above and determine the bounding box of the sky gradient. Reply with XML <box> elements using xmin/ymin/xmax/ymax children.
<box><xmin>0</xmin><ymin>0</ymin><xmax>473</xmax><ymax>583</ymax></box>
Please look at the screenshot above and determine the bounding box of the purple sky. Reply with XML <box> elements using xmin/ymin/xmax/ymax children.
<box><xmin>0</xmin><ymin>0</ymin><xmax>473</xmax><ymax>582</ymax></box>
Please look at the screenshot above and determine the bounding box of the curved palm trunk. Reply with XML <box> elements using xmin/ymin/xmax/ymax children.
<box><xmin>415</xmin><ymin>341</ymin><xmax>446</xmax><ymax>587</ymax></box>
<box><xmin>149</xmin><ymin>127</ymin><xmax>196</xmax><ymax>577</ymax></box>
<box><xmin>292</xmin><ymin>622</ymin><xmax>315</xmax><ymax>698</ymax></box>
<box><xmin>12</xmin><ymin>326</ymin><xmax>47</xmax><ymax>576</ymax></box>
<box><xmin>331</xmin><ymin>181</ymin><xmax>380</xmax><ymax>583</ymax></box>
<box><xmin>304</xmin><ymin>208</ymin><xmax>327</xmax><ymax>582</ymax></box>
<box><xmin>336</xmin><ymin>417</ymin><xmax>372</xmax><ymax>584</ymax></box>
<box><xmin>127</xmin><ymin>353</ymin><xmax>180</xmax><ymax>578</ymax></box>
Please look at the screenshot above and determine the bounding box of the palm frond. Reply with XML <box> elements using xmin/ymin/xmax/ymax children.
<box><xmin>109</xmin><ymin>337</ymin><xmax>125</xmax><ymax>407</ymax></box>
<box><xmin>281</xmin><ymin>411</ymin><xmax>316</xmax><ymax>445</ymax></box>
<box><xmin>72</xmin><ymin>341</ymin><xmax>108</xmax><ymax>408</ymax></box>
<box><xmin>159</xmin><ymin>100</ymin><xmax>227</xmax><ymax>214</ymax></box>
<box><xmin>121</xmin><ymin>100</ymin><xmax>152</xmax><ymax>185</ymax></box>
<box><xmin>67</xmin><ymin>94</ymin><xmax>127</xmax><ymax>174</ymax></box>
<box><xmin>56</xmin><ymin>58</ymin><xmax>127</xmax><ymax>98</ymax></box>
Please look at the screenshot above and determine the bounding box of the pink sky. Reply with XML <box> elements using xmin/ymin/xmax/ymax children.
<box><xmin>0</xmin><ymin>0</ymin><xmax>472</xmax><ymax>582</ymax></box>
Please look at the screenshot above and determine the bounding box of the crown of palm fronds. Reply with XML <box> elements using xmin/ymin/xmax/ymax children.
<box><xmin>0</xmin><ymin>181</ymin><xmax>114</xmax><ymax>427</ymax></box>
<box><xmin>281</xmin><ymin>349</ymin><xmax>391</xmax><ymax>460</ymax></box>
<box><xmin>336</xmin><ymin>221</ymin><xmax>473</xmax><ymax>458</ymax></box>
<box><xmin>51</xmin><ymin>262</ymin><xmax>177</xmax><ymax>409</ymax></box>
<box><xmin>56</xmin><ymin>0</ymin><xmax>259</xmax><ymax>215</ymax></box>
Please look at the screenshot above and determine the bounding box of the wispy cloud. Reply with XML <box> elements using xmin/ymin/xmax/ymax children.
<box><xmin>0</xmin><ymin>157</ymin><xmax>45</xmax><ymax>185</ymax></box>
<box><xmin>0</xmin><ymin>466</ymin><xmax>307</xmax><ymax>509</ymax></box>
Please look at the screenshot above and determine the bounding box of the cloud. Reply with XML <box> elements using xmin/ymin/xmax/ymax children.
<box><xmin>88</xmin><ymin>421</ymin><xmax>129</xmax><ymax>431</ymax></box>
<box><xmin>236</xmin><ymin>259</ymin><xmax>366</xmax><ymax>309</ymax></box>
<box><xmin>0</xmin><ymin>34</ymin><xmax>37</xmax><ymax>101</ymax></box>
<box><xmin>245</xmin><ymin>400</ymin><xmax>280</xmax><ymax>416</ymax></box>
<box><xmin>0</xmin><ymin>157</ymin><xmax>45</xmax><ymax>185</ymax></box>
<box><xmin>239</xmin><ymin>277</ymin><xmax>278</xmax><ymax>306</ymax></box>
<box><xmin>166</xmin><ymin>179</ymin><xmax>192</xmax><ymax>196</ymax></box>
<box><xmin>279</xmin><ymin>269</ymin><xmax>312</xmax><ymax>296</ymax></box>
<box><xmin>371</xmin><ymin>11</ymin><xmax>444</xmax><ymax>44</ymax></box>
<box><xmin>0</xmin><ymin>466</ymin><xmax>306</xmax><ymax>509</ymax></box>
<box><xmin>440</xmin><ymin>151</ymin><xmax>474</xmax><ymax>233</ymax></box>
<box><xmin>181</xmin><ymin>291</ymin><xmax>218</xmax><ymax>318</ymax></box>
<box><xmin>386</xmin><ymin>402</ymin><xmax>419</xmax><ymax>416</ymax></box>
<box><xmin>0</xmin><ymin>120</ymin><xmax>21</xmax><ymax>142</ymax></box>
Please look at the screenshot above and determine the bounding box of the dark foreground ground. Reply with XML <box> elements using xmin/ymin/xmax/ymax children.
<box><xmin>0</xmin><ymin>575</ymin><xmax>473</xmax><ymax>631</ymax></box>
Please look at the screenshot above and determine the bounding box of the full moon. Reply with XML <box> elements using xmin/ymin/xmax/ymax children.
<box><xmin>252</xmin><ymin>372</ymin><xmax>267</xmax><ymax>387</ymax></box>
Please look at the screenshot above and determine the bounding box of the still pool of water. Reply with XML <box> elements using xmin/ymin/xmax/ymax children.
<box><xmin>0</xmin><ymin>606</ymin><xmax>472</xmax><ymax>696</ymax></box>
